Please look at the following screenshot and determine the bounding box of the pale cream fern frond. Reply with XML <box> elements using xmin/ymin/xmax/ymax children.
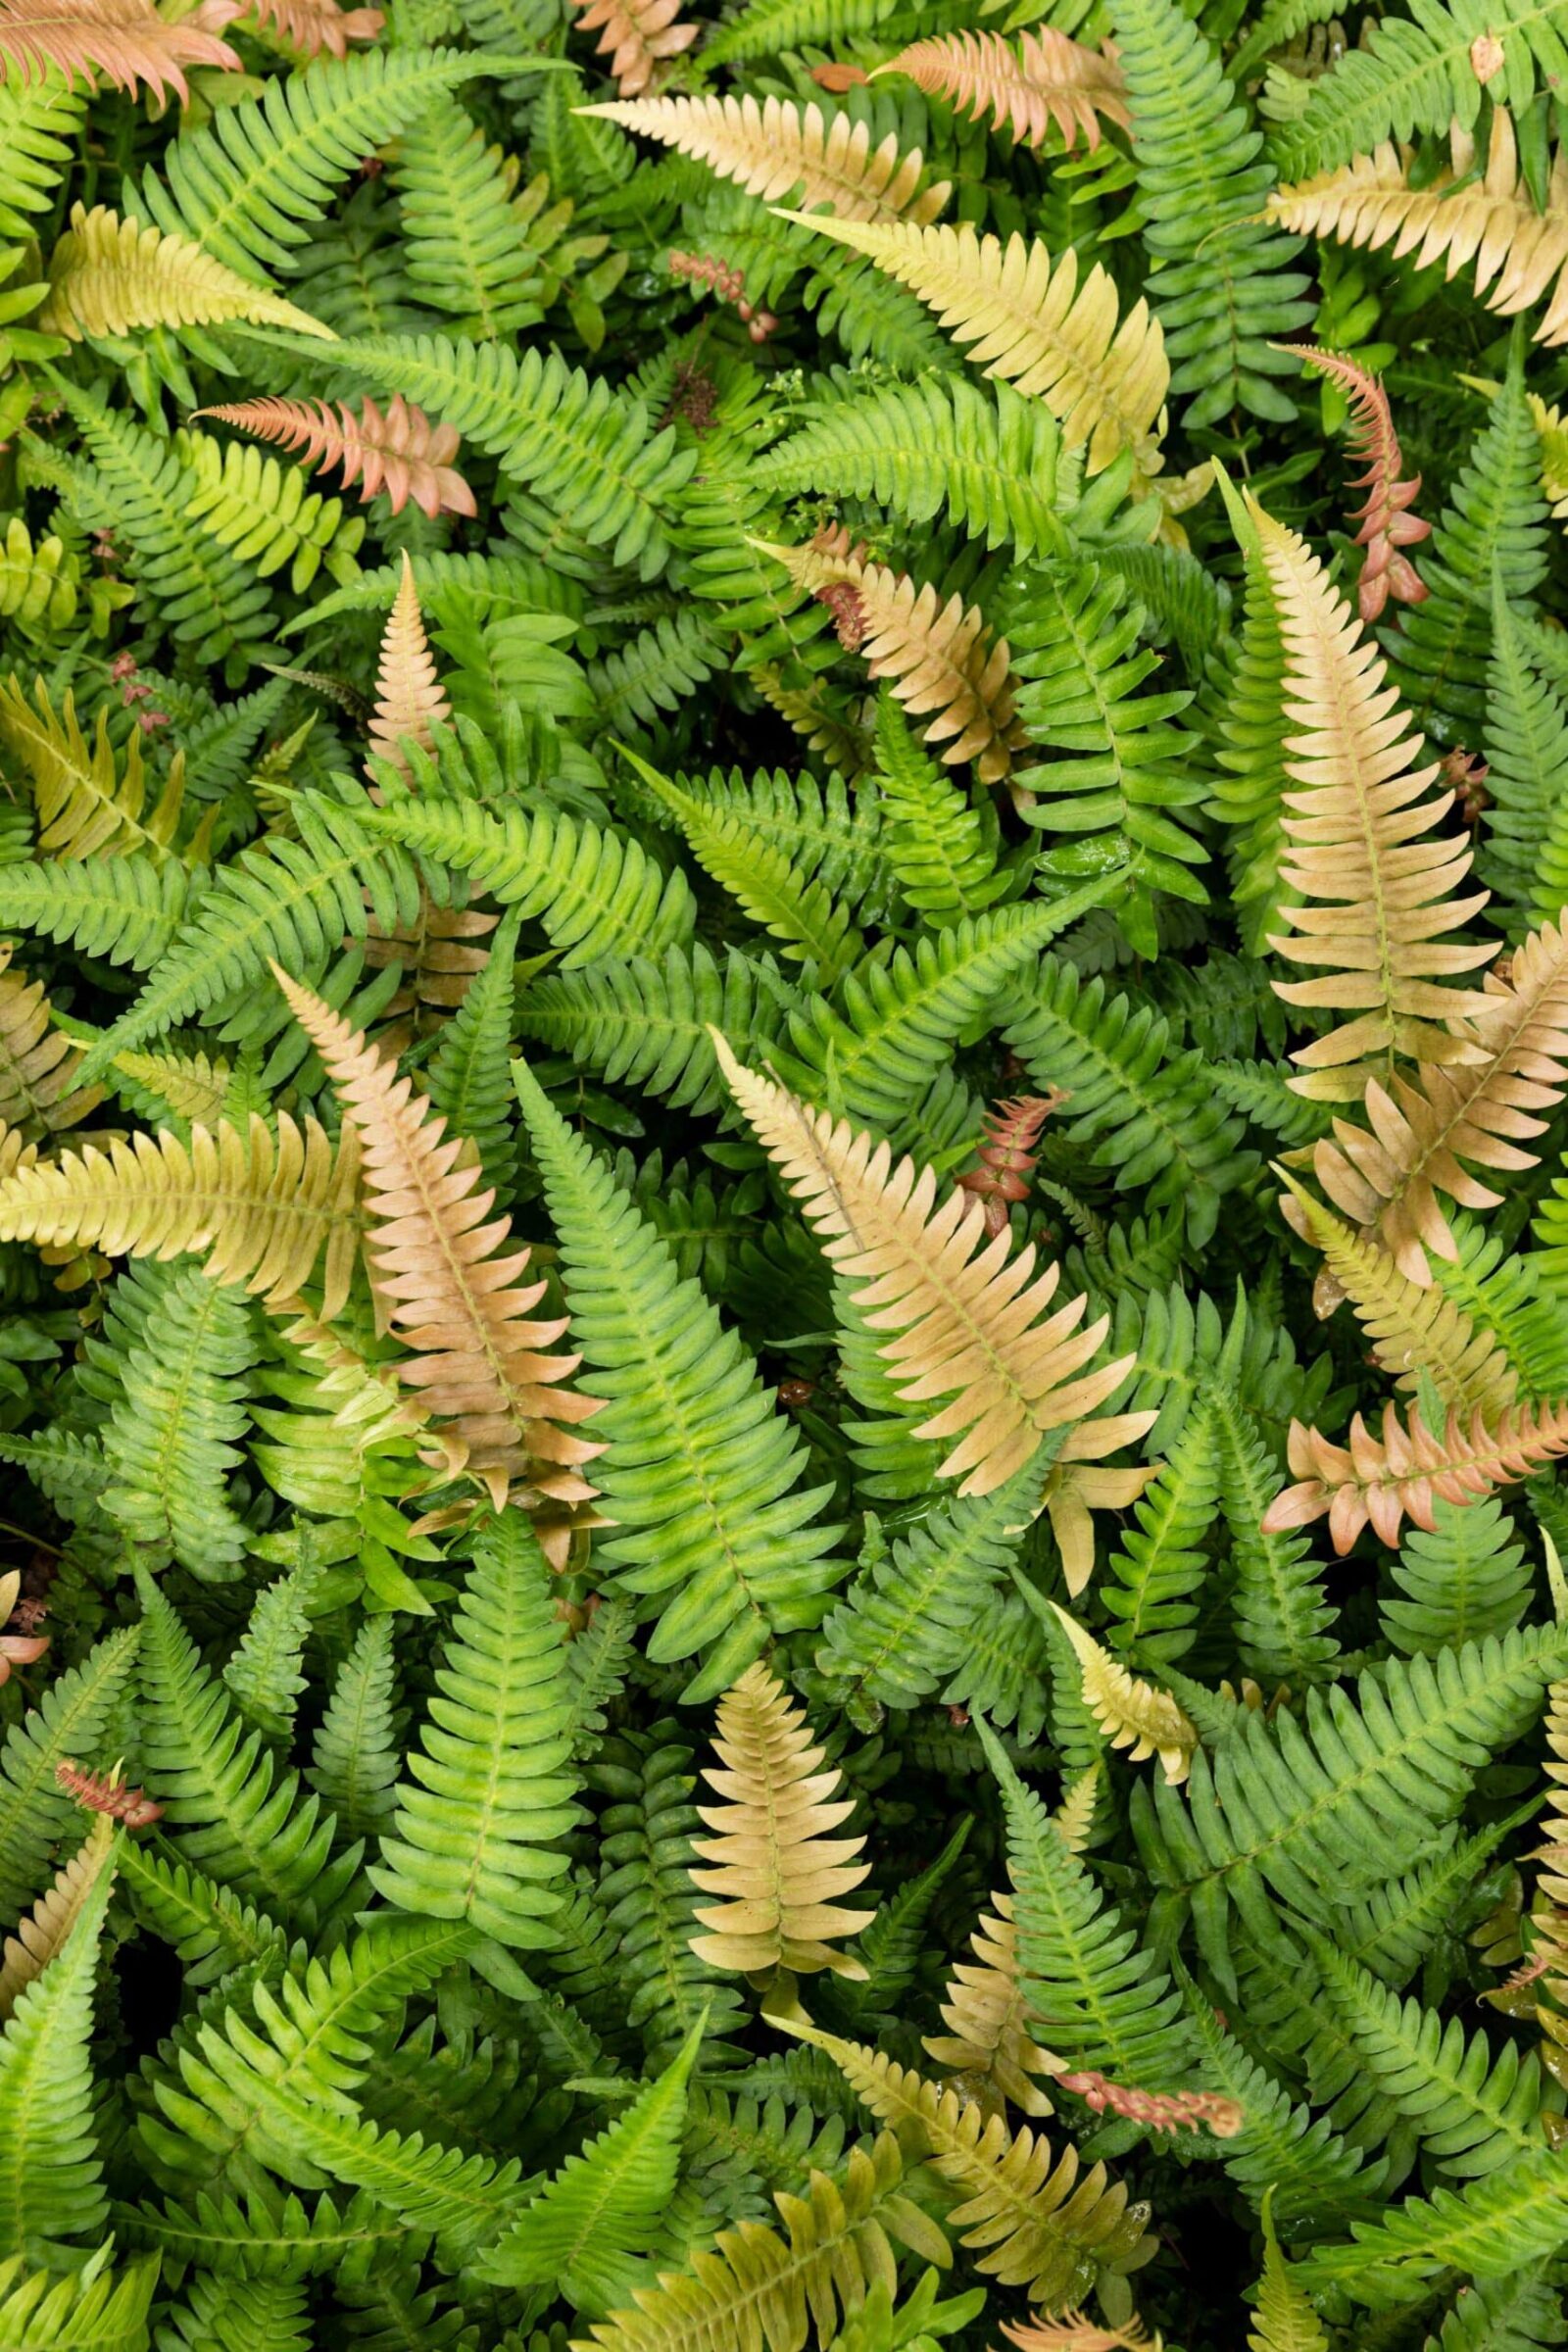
<box><xmin>754</xmin><ymin>530</ymin><xmax>1024</xmax><ymax>784</ymax></box>
<box><xmin>1302</xmin><ymin>913</ymin><xmax>1568</xmax><ymax>1281</ymax></box>
<box><xmin>710</xmin><ymin>1035</ymin><xmax>1154</xmax><ymax>1580</ymax></box>
<box><xmin>1278</xmin><ymin>1174</ymin><xmax>1519</xmax><ymax>1419</ymax></box>
<box><xmin>0</xmin><ymin>1814</ymin><xmax>114</xmax><ymax>2023</ymax></box>
<box><xmin>772</xmin><ymin>214</ymin><xmax>1167</xmax><ymax>484</ymax></box>
<box><xmin>688</xmin><ymin>1660</ymin><xmax>874</xmax><ymax>1981</ymax></box>
<box><xmin>0</xmin><ymin>0</ymin><xmax>242</xmax><ymax>99</ymax></box>
<box><xmin>1245</xmin><ymin>493</ymin><xmax>1496</xmax><ymax>1101</ymax></box>
<box><xmin>243</xmin><ymin>0</ymin><xmax>383</xmax><ymax>58</ymax></box>
<box><xmin>924</xmin><ymin>1890</ymin><xmax>1060</xmax><ymax>2117</ymax></box>
<box><xmin>1048</xmin><ymin>1607</ymin><xmax>1198</xmax><ymax>1786</ymax></box>
<box><xmin>1268</xmin><ymin>111</ymin><xmax>1568</xmax><ymax>350</ymax></box>
<box><xmin>0</xmin><ymin>945</ymin><xmax>101</xmax><ymax>1139</ymax></box>
<box><xmin>0</xmin><ymin>674</ymin><xmax>187</xmax><ymax>858</ymax></box>
<box><xmin>367</xmin><ymin>551</ymin><xmax>452</xmax><ymax>783</ymax></box>
<box><xmin>0</xmin><ymin>1109</ymin><xmax>363</xmax><ymax>1316</ymax></box>
<box><xmin>568</xmin><ymin>0</ymin><xmax>696</xmax><ymax>97</ymax></box>
<box><xmin>876</xmin><ymin>28</ymin><xmax>1130</xmax><ymax>154</ymax></box>
<box><xmin>38</xmin><ymin>205</ymin><xmax>333</xmax><ymax>341</ymax></box>
<box><xmin>577</xmin><ymin>93</ymin><xmax>949</xmax><ymax>224</ymax></box>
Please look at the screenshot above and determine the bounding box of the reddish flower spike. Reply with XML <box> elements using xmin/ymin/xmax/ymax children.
<box><xmin>55</xmin><ymin>1759</ymin><xmax>164</xmax><ymax>1830</ymax></box>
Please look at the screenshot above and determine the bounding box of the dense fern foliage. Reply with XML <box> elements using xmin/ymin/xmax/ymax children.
<box><xmin>6</xmin><ymin>1</ymin><xmax>1568</xmax><ymax>2348</ymax></box>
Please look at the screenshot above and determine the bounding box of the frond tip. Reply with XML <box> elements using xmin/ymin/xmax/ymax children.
<box><xmin>688</xmin><ymin>1660</ymin><xmax>874</xmax><ymax>1980</ymax></box>
<box><xmin>39</xmin><ymin>204</ymin><xmax>334</xmax><ymax>341</ymax></box>
<box><xmin>0</xmin><ymin>0</ymin><xmax>242</xmax><ymax>99</ymax></box>
<box><xmin>1047</xmin><ymin>1605</ymin><xmax>1199</xmax><ymax>1784</ymax></box>
<box><xmin>191</xmin><ymin>395</ymin><xmax>474</xmax><ymax>518</ymax></box>
<box><xmin>1263</xmin><ymin>1396</ymin><xmax>1568</xmax><ymax>1550</ymax></box>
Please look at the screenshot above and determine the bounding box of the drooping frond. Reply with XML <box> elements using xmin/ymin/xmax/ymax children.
<box><xmin>875</xmin><ymin>28</ymin><xmax>1130</xmax><ymax>152</ymax></box>
<box><xmin>1240</xmin><ymin>491</ymin><xmax>1495</xmax><ymax>1099</ymax></box>
<box><xmin>688</xmin><ymin>1661</ymin><xmax>873</xmax><ymax>1981</ymax></box>
<box><xmin>568</xmin><ymin>0</ymin><xmax>696</xmax><ymax>97</ymax></box>
<box><xmin>275</xmin><ymin>972</ymin><xmax>601</xmax><ymax>1522</ymax></box>
<box><xmin>0</xmin><ymin>1110</ymin><xmax>362</xmax><ymax>1316</ymax></box>
<box><xmin>0</xmin><ymin>0</ymin><xmax>240</xmax><ymax>99</ymax></box>
<box><xmin>0</xmin><ymin>1814</ymin><xmax>113</xmax><ymax>2024</ymax></box>
<box><xmin>1291</xmin><ymin>346</ymin><xmax>1430</xmax><ymax>622</ymax></box>
<box><xmin>367</xmin><ymin>551</ymin><xmax>452</xmax><ymax>781</ymax></box>
<box><xmin>1264</xmin><ymin>1397</ymin><xmax>1568</xmax><ymax>1550</ymax></box>
<box><xmin>773</xmin><ymin>215</ymin><xmax>1168</xmax><ymax>485</ymax></box>
<box><xmin>38</xmin><ymin>203</ymin><xmax>332</xmax><ymax>340</ymax></box>
<box><xmin>1046</xmin><ymin>1606</ymin><xmax>1198</xmax><ymax>1784</ymax></box>
<box><xmin>0</xmin><ymin>674</ymin><xmax>186</xmax><ymax>859</ymax></box>
<box><xmin>577</xmin><ymin>94</ymin><xmax>948</xmax><ymax>224</ymax></box>
<box><xmin>755</xmin><ymin>531</ymin><xmax>1023</xmax><ymax>784</ymax></box>
<box><xmin>244</xmin><ymin>0</ymin><xmax>383</xmax><ymax>57</ymax></box>
<box><xmin>712</xmin><ymin>1037</ymin><xmax>1154</xmax><ymax>1569</ymax></box>
<box><xmin>1268</xmin><ymin>112</ymin><xmax>1568</xmax><ymax>351</ymax></box>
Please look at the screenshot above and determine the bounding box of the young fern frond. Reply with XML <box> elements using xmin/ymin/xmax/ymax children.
<box><xmin>367</xmin><ymin>552</ymin><xmax>452</xmax><ymax>780</ymax></box>
<box><xmin>1045</xmin><ymin>1605</ymin><xmax>1199</xmax><ymax>1785</ymax></box>
<box><xmin>578</xmin><ymin>95</ymin><xmax>948</xmax><ymax>224</ymax></box>
<box><xmin>0</xmin><ymin>1813</ymin><xmax>113</xmax><ymax>2025</ymax></box>
<box><xmin>191</xmin><ymin>394</ymin><xmax>475</xmax><ymax>519</ymax></box>
<box><xmin>38</xmin><ymin>204</ymin><xmax>331</xmax><ymax>341</ymax></box>
<box><xmin>875</xmin><ymin>28</ymin><xmax>1130</xmax><ymax>152</ymax></box>
<box><xmin>0</xmin><ymin>946</ymin><xmax>101</xmax><ymax>1139</ymax></box>
<box><xmin>1290</xmin><ymin>346</ymin><xmax>1430</xmax><ymax>621</ymax></box>
<box><xmin>1264</xmin><ymin>1397</ymin><xmax>1568</xmax><ymax>1551</ymax></box>
<box><xmin>568</xmin><ymin>0</ymin><xmax>697</xmax><ymax>98</ymax></box>
<box><xmin>0</xmin><ymin>0</ymin><xmax>240</xmax><ymax>99</ymax></box>
<box><xmin>772</xmin><ymin>215</ymin><xmax>1168</xmax><ymax>486</ymax></box>
<box><xmin>711</xmin><ymin>1036</ymin><xmax>1154</xmax><ymax>1572</ymax></box>
<box><xmin>274</xmin><ymin>971</ymin><xmax>603</xmax><ymax>1525</ymax></box>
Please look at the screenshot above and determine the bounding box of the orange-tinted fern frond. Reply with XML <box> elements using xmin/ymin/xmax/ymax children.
<box><xmin>55</xmin><ymin>1760</ymin><xmax>164</xmax><ymax>1828</ymax></box>
<box><xmin>0</xmin><ymin>1110</ymin><xmax>363</xmax><ymax>1317</ymax></box>
<box><xmin>0</xmin><ymin>945</ymin><xmax>102</xmax><ymax>1139</ymax></box>
<box><xmin>568</xmin><ymin>0</ymin><xmax>695</xmax><ymax>96</ymax></box>
<box><xmin>0</xmin><ymin>674</ymin><xmax>186</xmax><ymax>858</ymax></box>
<box><xmin>1000</xmin><ymin>2308</ymin><xmax>1160</xmax><ymax>2350</ymax></box>
<box><xmin>1262</xmin><ymin>1396</ymin><xmax>1568</xmax><ymax>1552</ymax></box>
<box><xmin>0</xmin><ymin>0</ymin><xmax>241</xmax><ymax>95</ymax></box>
<box><xmin>1245</xmin><ymin>493</ymin><xmax>1496</xmax><ymax>1101</ymax></box>
<box><xmin>1052</xmin><ymin>2071</ymin><xmax>1244</xmax><ymax>2138</ymax></box>
<box><xmin>1048</xmin><ymin>1605</ymin><xmax>1198</xmax><ymax>1784</ymax></box>
<box><xmin>688</xmin><ymin>1660</ymin><xmax>874</xmax><ymax>1982</ymax></box>
<box><xmin>875</xmin><ymin>27</ymin><xmax>1130</xmax><ymax>153</ymax></box>
<box><xmin>241</xmin><ymin>0</ymin><xmax>382</xmax><ymax>57</ymax></box>
<box><xmin>1300</xmin><ymin>914</ymin><xmax>1568</xmax><ymax>1281</ymax></box>
<box><xmin>0</xmin><ymin>1813</ymin><xmax>114</xmax><ymax>2024</ymax></box>
<box><xmin>710</xmin><ymin>1036</ymin><xmax>1154</xmax><ymax>1578</ymax></box>
<box><xmin>1277</xmin><ymin>1174</ymin><xmax>1519</xmax><ymax>1418</ymax></box>
<box><xmin>754</xmin><ymin>531</ymin><xmax>1024</xmax><ymax>784</ymax></box>
<box><xmin>1288</xmin><ymin>345</ymin><xmax>1430</xmax><ymax>621</ymax></box>
<box><xmin>191</xmin><ymin>394</ymin><xmax>475</xmax><ymax>520</ymax></box>
<box><xmin>368</xmin><ymin>550</ymin><xmax>451</xmax><ymax>782</ymax></box>
<box><xmin>774</xmin><ymin>213</ymin><xmax>1167</xmax><ymax>485</ymax></box>
<box><xmin>957</xmin><ymin>1093</ymin><xmax>1065</xmax><ymax>1237</ymax></box>
<box><xmin>577</xmin><ymin>93</ymin><xmax>949</xmax><ymax>224</ymax></box>
<box><xmin>924</xmin><ymin>1890</ymin><xmax>1059</xmax><ymax>2117</ymax></box>
<box><xmin>1268</xmin><ymin>112</ymin><xmax>1568</xmax><ymax>350</ymax></box>
<box><xmin>273</xmin><ymin>971</ymin><xmax>603</xmax><ymax>1520</ymax></box>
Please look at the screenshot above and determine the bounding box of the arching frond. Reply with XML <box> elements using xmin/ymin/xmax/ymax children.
<box><xmin>1264</xmin><ymin>1397</ymin><xmax>1568</xmax><ymax>1550</ymax></box>
<box><xmin>0</xmin><ymin>1815</ymin><xmax>113</xmax><ymax>2024</ymax></box>
<box><xmin>0</xmin><ymin>0</ymin><xmax>240</xmax><ymax>98</ymax></box>
<box><xmin>578</xmin><ymin>94</ymin><xmax>948</xmax><ymax>224</ymax></box>
<box><xmin>38</xmin><ymin>203</ymin><xmax>332</xmax><ymax>340</ymax></box>
<box><xmin>1290</xmin><ymin>346</ymin><xmax>1430</xmax><ymax>621</ymax></box>
<box><xmin>875</xmin><ymin>28</ymin><xmax>1130</xmax><ymax>152</ymax></box>
<box><xmin>1046</xmin><ymin>1605</ymin><xmax>1199</xmax><ymax>1785</ymax></box>
<box><xmin>191</xmin><ymin>393</ymin><xmax>473</xmax><ymax>519</ymax></box>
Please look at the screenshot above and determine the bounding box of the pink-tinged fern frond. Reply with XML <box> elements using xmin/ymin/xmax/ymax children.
<box><xmin>191</xmin><ymin>394</ymin><xmax>475</xmax><ymax>520</ymax></box>
<box><xmin>367</xmin><ymin>552</ymin><xmax>451</xmax><ymax>783</ymax></box>
<box><xmin>956</xmin><ymin>1093</ymin><xmax>1065</xmax><ymax>1236</ymax></box>
<box><xmin>875</xmin><ymin>27</ymin><xmax>1130</xmax><ymax>154</ymax></box>
<box><xmin>568</xmin><ymin>0</ymin><xmax>696</xmax><ymax>97</ymax></box>
<box><xmin>240</xmin><ymin>0</ymin><xmax>382</xmax><ymax>57</ymax></box>
<box><xmin>1052</xmin><ymin>2070</ymin><xmax>1245</xmax><ymax>2137</ymax></box>
<box><xmin>55</xmin><ymin>1760</ymin><xmax>164</xmax><ymax>1829</ymax></box>
<box><xmin>1288</xmin><ymin>345</ymin><xmax>1430</xmax><ymax>621</ymax></box>
<box><xmin>0</xmin><ymin>0</ymin><xmax>242</xmax><ymax>98</ymax></box>
<box><xmin>1261</xmin><ymin>1396</ymin><xmax>1568</xmax><ymax>1551</ymax></box>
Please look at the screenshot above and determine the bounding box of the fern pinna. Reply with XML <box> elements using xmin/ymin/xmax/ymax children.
<box><xmin>3</xmin><ymin>0</ymin><xmax>1568</xmax><ymax>2345</ymax></box>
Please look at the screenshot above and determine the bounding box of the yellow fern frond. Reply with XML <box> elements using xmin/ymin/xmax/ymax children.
<box><xmin>1263</xmin><ymin>1396</ymin><xmax>1568</xmax><ymax>1551</ymax></box>
<box><xmin>112</xmin><ymin>1048</ymin><xmax>234</xmax><ymax>1129</ymax></box>
<box><xmin>1279</xmin><ymin>1175</ymin><xmax>1519</xmax><ymax>1419</ymax></box>
<box><xmin>578</xmin><ymin>92</ymin><xmax>949</xmax><ymax>224</ymax></box>
<box><xmin>1302</xmin><ymin>913</ymin><xmax>1568</xmax><ymax>1281</ymax></box>
<box><xmin>1247</xmin><ymin>2194</ymin><xmax>1330</xmax><ymax>2352</ymax></box>
<box><xmin>1000</xmin><ymin>2313</ymin><xmax>1160</xmax><ymax>2352</ymax></box>
<box><xmin>243</xmin><ymin>0</ymin><xmax>383</xmax><ymax>58</ymax></box>
<box><xmin>710</xmin><ymin>1036</ymin><xmax>1154</xmax><ymax>1573</ymax></box>
<box><xmin>1053</xmin><ymin>1765</ymin><xmax>1100</xmax><ymax>1855</ymax></box>
<box><xmin>37</xmin><ymin>204</ymin><xmax>333</xmax><ymax>341</ymax></box>
<box><xmin>273</xmin><ymin>971</ymin><xmax>603</xmax><ymax>1522</ymax></box>
<box><xmin>568</xmin><ymin>0</ymin><xmax>695</xmax><ymax>96</ymax></box>
<box><xmin>754</xmin><ymin>531</ymin><xmax>1024</xmax><ymax>784</ymax></box>
<box><xmin>0</xmin><ymin>945</ymin><xmax>101</xmax><ymax>1139</ymax></box>
<box><xmin>1532</xmin><ymin>393</ymin><xmax>1568</xmax><ymax>516</ymax></box>
<box><xmin>1268</xmin><ymin>111</ymin><xmax>1568</xmax><ymax>350</ymax></box>
<box><xmin>687</xmin><ymin>1660</ymin><xmax>874</xmax><ymax>1981</ymax></box>
<box><xmin>367</xmin><ymin>550</ymin><xmax>451</xmax><ymax>783</ymax></box>
<box><xmin>0</xmin><ymin>1814</ymin><xmax>114</xmax><ymax>2024</ymax></box>
<box><xmin>787</xmin><ymin>2024</ymin><xmax>1154</xmax><ymax>2308</ymax></box>
<box><xmin>773</xmin><ymin>214</ymin><xmax>1167</xmax><ymax>484</ymax></box>
<box><xmin>876</xmin><ymin>28</ymin><xmax>1130</xmax><ymax>153</ymax></box>
<box><xmin>1048</xmin><ymin>1606</ymin><xmax>1197</xmax><ymax>1786</ymax></box>
<box><xmin>0</xmin><ymin>0</ymin><xmax>241</xmax><ymax>99</ymax></box>
<box><xmin>924</xmin><ymin>1890</ymin><xmax>1060</xmax><ymax>2117</ymax></box>
<box><xmin>0</xmin><ymin>1108</ymin><xmax>362</xmax><ymax>1317</ymax></box>
<box><xmin>1243</xmin><ymin>493</ymin><xmax>1496</xmax><ymax>1102</ymax></box>
<box><xmin>0</xmin><ymin>674</ymin><xmax>189</xmax><ymax>860</ymax></box>
<box><xmin>0</xmin><ymin>515</ymin><xmax>77</xmax><ymax>631</ymax></box>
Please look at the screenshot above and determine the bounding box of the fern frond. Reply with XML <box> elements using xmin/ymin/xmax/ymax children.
<box><xmin>0</xmin><ymin>2249</ymin><xmax>156</xmax><ymax>2347</ymax></box>
<box><xmin>98</xmin><ymin>1260</ymin><xmax>255</xmax><ymax>1581</ymax></box>
<box><xmin>0</xmin><ymin>1814</ymin><xmax>112</xmax><ymax>2024</ymax></box>
<box><xmin>0</xmin><ymin>0</ymin><xmax>239</xmax><ymax>99</ymax></box>
<box><xmin>367</xmin><ymin>552</ymin><xmax>451</xmax><ymax>781</ymax></box>
<box><xmin>711</xmin><ymin>1038</ymin><xmax>1154</xmax><ymax>1565</ymax></box>
<box><xmin>192</xmin><ymin>393</ymin><xmax>474</xmax><ymax>518</ymax></box>
<box><xmin>1292</xmin><ymin>346</ymin><xmax>1430</xmax><ymax>621</ymax></box>
<box><xmin>579</xmin><ymin>94</ymin><xmax>947</xmax><ymax>223</ymax></box>
<box><xmin>568</xmin><ymin>0</ymin><xmax>696</xmax><ymax>96</ymax></box>
<box><xmin>0</xmin><ymin>674</ymin><xmax>186</xmax><ymax>859</ymax></box>
<box><xmin>924</xmin><ymin>1890</ymin><xmax>1059</xmax><ymax>2118</ymax></box>
<box><xmin>275</xmin><ymin>972</ymin><xmax>602</xmax><ymax>1522</ymax></box>
<box><xmin>1000</xmin><ymin>2316</ymin><xmax>1158</xmax><ymax>2352</ymax></box>
<box><xmin>1046</xmin><ymin>1605</ymin><xmax>1199</xmax><ymax>1784</ymax></box>
<box><xmin>876</xmin><ymin>28</ymin><xmax>1130</xmax><ymax>152</ymax></box>
<box><xmin>38</xmin><ymin>203</ymin><xmax>330</xmax><ymax>340</ymax></box>
<box><xmin>0</xmin><ymin>1853</ymin><xmax>114</xmax><ymax>2262</ymax></box>
<box><xmin>0</xmin><ymin>854</ymin><xmax>191</xmax><ymax>971</ymax></box>
<box><xmin>0</xmin><ymin>515</ymin><xmax>76</xmax><ymax>631</ymax></box>
<box><xmin>773</xmin><ymin>215</ymin><xmax>1168</xmax><ymax>485</ymax></box>
<box><xmin>0</xmin><ymin>946</ymin><xmax>100</xmax><ymax>1138</ymax></box>
<box><xmin>1264</xmin><ymin>1396</ymin><xmax>1568</xmax><ymax>1550</ymax></box>
<box><xmin>0</xmin><ymin>1627</ymin><xmax>140</xmax><ymax>1924</ymax></box>
<box><xmin>243</xmin><ymin>0</ymin><xmax>383</xmax><ymax>57</ymax></box>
